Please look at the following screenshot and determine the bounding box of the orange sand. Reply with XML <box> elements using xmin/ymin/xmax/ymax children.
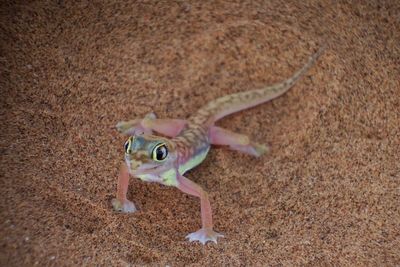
<box><xmin>1</xmin><ymin>1</ymin><xmax>399</xmax><ymax>265</ymax></box>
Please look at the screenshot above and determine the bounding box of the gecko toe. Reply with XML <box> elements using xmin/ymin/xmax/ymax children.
<box><xmin>112</xmin><ymin>198</ymin><xmax>137</xmax><ymax>213</ymax></box>
<box><xmin>186</xmin><ymin>228</ymin><xmax>224</xmax><ymax>245</ymax></box>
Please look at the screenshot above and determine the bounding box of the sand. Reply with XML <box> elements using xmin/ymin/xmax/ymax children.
<box><xmin>1</xmin><ymin>1</ymin><xmax>399</xmax><ymax>266</ymax></box>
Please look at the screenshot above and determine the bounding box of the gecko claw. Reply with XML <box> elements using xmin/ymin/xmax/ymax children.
<box><xmin>186</xmin><ymin>228</ymin><xmax>224</xmax><ymax>245</ymax></box>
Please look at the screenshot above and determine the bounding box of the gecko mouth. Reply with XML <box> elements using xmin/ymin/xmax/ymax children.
<box><xmin>133</xmin><ymin>163</ymin><xmax>170</xmax><ymax>176</ymax></box>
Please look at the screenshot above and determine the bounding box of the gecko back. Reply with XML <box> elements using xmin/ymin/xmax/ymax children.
<box><xmin>190</xmin><ymin>47</ymin><xmax>324</xmax><ymax>126</ymax></box>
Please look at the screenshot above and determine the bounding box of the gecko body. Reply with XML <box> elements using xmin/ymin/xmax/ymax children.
<box><xmin>112</xmin><ymin>47</ymin><xmax>324</xmax><ymax>244</ymax></box>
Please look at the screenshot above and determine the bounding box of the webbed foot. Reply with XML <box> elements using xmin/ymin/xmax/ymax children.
<box><xmin>112</xmin><ymin>198</ymin><xmax>137</xmax><ymax>213</ymax></box>
<box><xmin>116</xmin><ymin>113</ymin><xmax>156</xmax><ymax>135</ymax></box>
<box><xmin>230</xmin><ymin>142</ymin><xmax>269</xmax><ymax>157</ymax></box>
<box><xmin>116</xmin><ymin>119</ymin><xmax>141</xmax><ymax>135</ymax></box>
<box><xmin>186</xmin><ymin>228</ymin><xmax>224</xmax><ymax>245</ymax></box>
<box><xmin>252</xmin><ymin>142</ymin><xmax>270</xmax><ymax>157</ymax></box>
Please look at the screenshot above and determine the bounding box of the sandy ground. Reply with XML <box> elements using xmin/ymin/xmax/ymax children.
<box><xmin>1</xmin><ymin>1</ymin><xmax>399</xmax><ymax>266</ymax></box>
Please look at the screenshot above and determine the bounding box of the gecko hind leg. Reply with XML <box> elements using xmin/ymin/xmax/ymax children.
<box><xmin>116</xmin><ymin>112</ymin><xmax>187</xmax><ymax>137</ymax></box>
<box><xmin>209</xmin><ymin>126</ymin><xmax>269</xmax><ymax>157</ymax></box>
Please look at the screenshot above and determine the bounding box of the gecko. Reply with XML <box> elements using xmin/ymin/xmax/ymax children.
<box><xmin>112</xmin><ymin>47</ymin><xmax>324</xmax><ymax>244</ymax></box>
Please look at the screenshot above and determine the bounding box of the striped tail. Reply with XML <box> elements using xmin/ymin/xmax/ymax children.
<box><xmin>191</xmin><ymin>46</ymin><xmax>325</xmax><ymax>125</ymax></box>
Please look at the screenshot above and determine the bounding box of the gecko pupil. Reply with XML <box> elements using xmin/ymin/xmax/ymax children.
<box><xmin>155</xmin><ymin>145</ymin><xmax>168</xmax><ymax>161</ymax></box>
<box><xmin>124</xmin><ymin>141</ymin><xmax>129</xmax><ymax>153</ymax></box>
<box><xmin>124</xmin><ymin>138</ymin><xmax>132</xmax><ymax>154</ymax></box>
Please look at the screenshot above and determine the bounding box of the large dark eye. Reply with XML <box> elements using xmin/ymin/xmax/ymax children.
<box><xmin>152</xmin><ymin>143</ymin><xmax>168</xmax><ymax>162</ymax></box>
<box><xmin>124</xmin><ymin>137</ymin><xmax>133</xmax><ymax>154</ymax></box>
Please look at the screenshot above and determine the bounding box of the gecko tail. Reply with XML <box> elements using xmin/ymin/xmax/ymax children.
<box><xmin>193</xmin><ymin>46</ymin><xmax>325</xmax><ymax>125</ymax></box>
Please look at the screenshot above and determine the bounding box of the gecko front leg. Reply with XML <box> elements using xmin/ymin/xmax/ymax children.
<box><xmin>111</xmin><ymin>163</ymin><xmax>137</xmax><ymax>213</ymax></box>
<box><xmin>116</xmin><ymin>112</ymin><xmax>187</xmax><ymax>137</ymax></box>
<box><xmin>177</xmin><ymin>174</ymin><xmax>223</xmax><ymax>244</ymax></box>
<box><xmin>209</xmin><ymin>126</ymin><xmax>269</xmax><ymax>157</ymax></box>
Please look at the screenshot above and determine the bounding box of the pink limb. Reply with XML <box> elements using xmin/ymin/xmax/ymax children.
<box><xmin>177</xmin><ymin>174</ymin><xmax>223</xmax><ymax>244</ymax></box>
<box><xmin>142</xmin><ymin>118</ymin><xmax>186</xmax><ymax>137</ymax></box>
<box><xmin>209</xmin><ymin>126</ymin><xmax>269</xmax><ymax>157</ymax></box>
<box><xmin>116</xmin><ymin>112</ymin><xmax>186</xmax><ymax>137</ymax></box>
<box><xmin>111</xmin><ymin>163</ymin><xmax>136</xmax><ymax>213</ymax></box>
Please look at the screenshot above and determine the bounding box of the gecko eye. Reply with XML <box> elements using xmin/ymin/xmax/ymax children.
<box><xmin>152</xmin><ymin>143</ymin><xmax>168</xmax><ymax>162</ymax></box>
<box><xmin>124</xmin><ymin>137</ymin><xmax>133</xmax><ymax>154</ymax></box>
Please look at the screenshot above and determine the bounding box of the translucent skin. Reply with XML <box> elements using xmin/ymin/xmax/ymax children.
<box><xmin>112</xmin><ymin>47</ymin><xmax>324</xmax><ymax>244</ymax></box>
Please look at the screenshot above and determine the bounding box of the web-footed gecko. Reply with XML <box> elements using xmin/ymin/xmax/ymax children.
<box><xmin>112</xmin><ymin>47</ymin><xmax>324</xmax><ymax>244</ymax></box>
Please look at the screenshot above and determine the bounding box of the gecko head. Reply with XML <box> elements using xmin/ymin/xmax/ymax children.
<box><xmin>123</xmin><ymin>135</ymin><xmax>177</xmax><ymax>176</ymax></box>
